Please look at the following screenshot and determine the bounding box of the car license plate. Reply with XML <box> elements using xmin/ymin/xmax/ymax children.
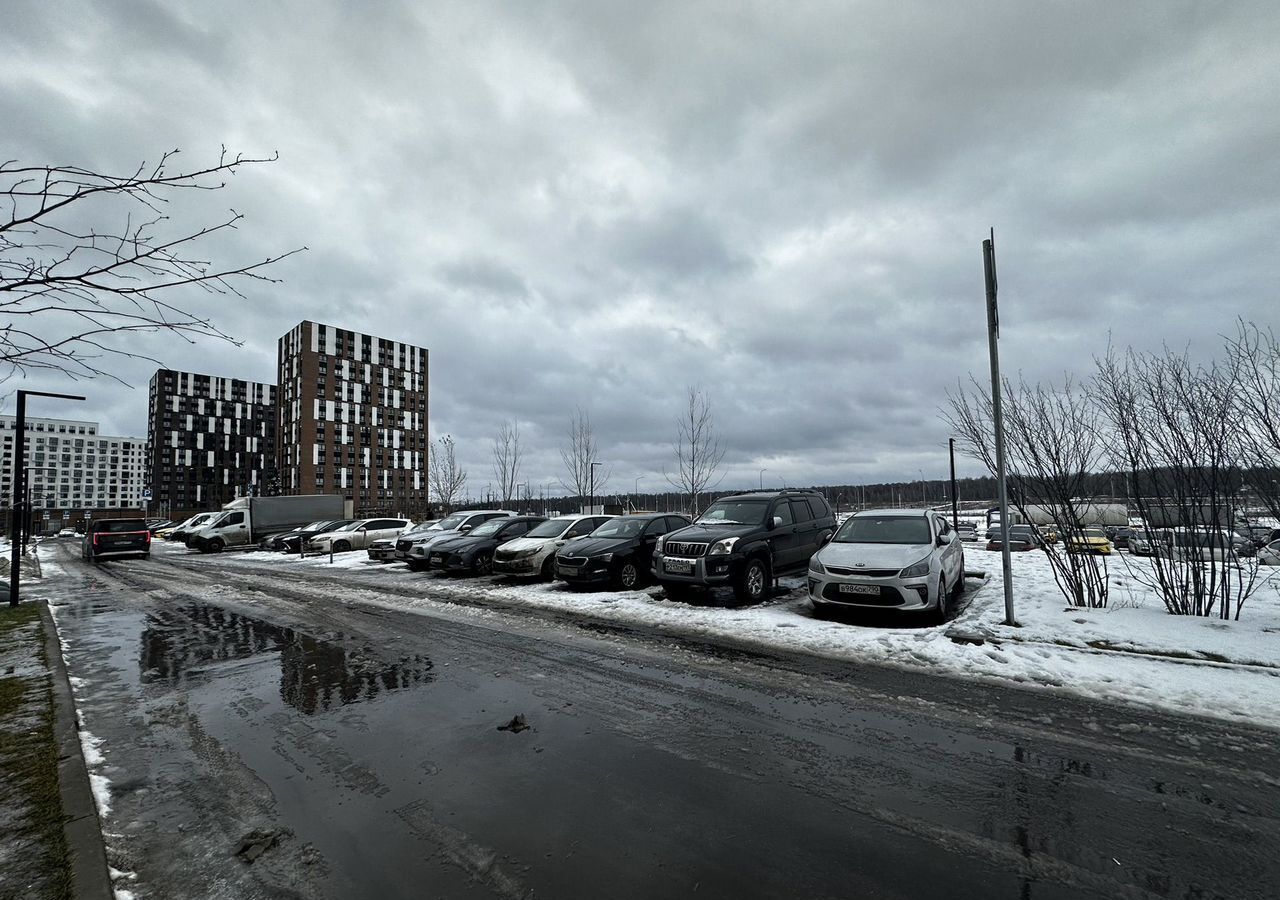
<box><xmin>665</xmin><ymin>559</ymin><xmax>693</xmax><ymax>574</ymax></box>
<box><xmin>430</xmin><ymin>554</ymin><xmax>443</xmax><ymax>563</ymax></box>
<box><xmin>560</xmin><ymin>566</ymin><xmax>578</xmax><ymax>576</ymax></box>
<box><xmin>839</xmin><ymin>583</ymin><xmax>880</xmax><ymax>595</ymax></box>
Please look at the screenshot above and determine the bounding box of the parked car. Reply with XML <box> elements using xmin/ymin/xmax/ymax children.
<box><xmin>1063</xmin><ymin>527</ymin><xmax>1113</xmax><ymax>555</ymax></box>
<box><xmin>82</xmin><ymin>517</ymin><xmax>151</xmax><ymax>562</ymax></box>
<box><xmin>424</xmin><ymin>516</ymin><xmax>546</xmax><ymax>575</ymax></box>
<box><xmin>306</xmin><ymin>518</ymin><xmax>413</xmax><ymax>554</ymax></box>
<box><xmin>1237</xmin><ymin>524</ymin><xmax>1275</xmax><ymax>550</ymax></box>
<box><xmin>1037</xmin><ymin>524</ymin><xmax>1059</xmax><ymax>544</ymax></box>
<box><xmin>1257</xmin><ymin>540</ymin><xmax>1280</xmax><ymax>566</ymax></box>
<box><xmin>492</xmin><ymin>515</ymin><xmax>614</xmax><ymax>579</ymax></box>
<box><xmin>401</xmin><ymin>510</ymin><xmax>517</xmax><ymax>570</ymax></box>
<box><xmin>809</xmin><ymin>508</ymin><xmax>964</xmax><ymax>622</ymax></box>
<box><xmin>955</xmin><ymin>522</ymin><xmax>979</xmax><ymax>542</ymax></box>
<box><xmin>1166</xmin><ymin>528</ymin><xmax>1243</xmax><ymax>562</ymax></box>
<box><xmin>190</xmin><ymin>496</ymin><xmax>348</xmax><ymax>552</ymax></box>
<box><xmin>558</xmin><ymin>513</ymin><xmax>691</xmax><ymax>590</ymax></box>
<box><xmin>159</xmin><ymin>513</ymin><xmax>214</xmax><ymax>542</ymax></box>
<box><xmin>652</xmin><ymin>490</ymin><xmax>836</xmax><ymax>603</ymax></box>
<box><xmin>367</xmin><ymin>520</ymin><xmax>438</xmax><ymax>561</ymax></box>
<box><xmin>264</xmin><ymin>519</ymin><xmax>355</xmax><ymax>552</ymax></box>
<box><xmin>985</xmin><ymin>525</ymin><xmax>1041</xmax><ymax>552</ymax></box>
<box><xmin>1106</xmin><ymin>526</ymin><xmax>1134</xmax><ymax>549</ymax></box>
<box><xmin>146</xmin><ymin>519</ymin><xmax>174</xmax><ymax>535</ymax></box>
<box><xmin>1128</xmin><ymin>529</ymin><xmax>1161</xmax><ymax>556</ymax></box>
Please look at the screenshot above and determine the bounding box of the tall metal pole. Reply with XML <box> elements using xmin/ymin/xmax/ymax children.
<box><xmin>589</xmin><ymin>461</ymin><xmax>602</xmax><ymax>515</ymax></box>
<box><xmin>949</xmin><ymin>438</ymin><xmax>960</xmax><ymax>529</ymax></box>
<box><xmin>984</xmin><ymin>230</ymin><xmax>1016</xmax><ymax>626</ymax></box>
<box><xmin>9</xmin><ymin>389</ymin><xmax>85</xmax><ymax>606</ymax></box>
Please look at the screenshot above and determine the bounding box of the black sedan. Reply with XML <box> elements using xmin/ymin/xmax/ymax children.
<box><xmin>262</xmin><ymin>520</ymin><xmax>355</xmax><ymax>552</ymax></box>
<box><xmin>555</xmin><ymin>513</ymin><xmax>691</xmax><ymax>590</ymax></box>
<box><xmin>423</xmin><ymin>516</ymin><xmax>545</xmax><ymax>575</ymax></box>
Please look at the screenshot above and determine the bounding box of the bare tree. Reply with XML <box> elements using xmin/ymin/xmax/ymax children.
<box><xmin>666</xmin><ymin>386</ymin><xmax>725</xmax><ymax>516</ymax></box>
<box><xmin>1223</xmin><ymin>320</ymin><xmax>1280</xmax><ymax>522</ymax></box>
<box><xmin>428</xmin><ymin>435</ymin><xmax>467</xmax><ymax>514</ymax></box>
<box><xmin>946</xmin><ymin>374</ymin><xmax>1110</xmax><ymax>608</ymax></box>
<box><xmin>559</xmin><ymin>406</ymin><xmax>609</xmax><ymax>503</ymax></box>
<box><xmin>1</xmin><ymin>147</ymin><xmax>303</xmax><ymax>382</ymax></box>
<box><xmin>1095</xmin><ymin>345</ymin><xmax>1259</xmax><ymax>619</ymax></box>
<box><xmin>491</xmin><ymin>419</ymin><xmax>522</xmax><ymax>509</ymax></box>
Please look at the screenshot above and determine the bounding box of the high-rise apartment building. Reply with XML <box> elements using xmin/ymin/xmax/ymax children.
<box><xmin>277</xmin><ymin>321</ymin><xmax>429</xmax><ymax>516</ymax></box>
<box><xmin>145</xmin><ymin>369</ymin><xmax>277</xmax><ymax>513</ymax></box>
<box><xmin>0</xmin><ymin>415</ymin><xmax>147</xmax><ymax>516</ymax></box>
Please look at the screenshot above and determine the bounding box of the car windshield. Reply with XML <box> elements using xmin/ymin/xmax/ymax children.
<box><xmin>527</xmin><ymin>518</ymin><xmax>575</xmax><ymax>538</ymax></box>
<box><xmin>1083</xmin><ymin>528</ymin><xmax>1107</xmax><ymax>539</ymax></box>
<box><xmin>205</xmin><ymin>513</ymin><xmax>230</xmax><ymax>528</ymax></box>
<box><xmin>697</xmin><ymin>499</ymin><xmax>769</xmax><ymax>525</ymax></box>
<box><xmin>302</xmin><ymin>520</ymin><xmax>330</xmax><ymax>531</ymax></box>
<box><xmin>836</xmin><ymin>516</ymin><xmax>931</xmax><ymax>544</ymax></box>
<box><xmin>1007</xmin><ymin>527</ymin><xmax>1035</xmax><ymax>538</ymax></box>
<box><xmin>434</xmin><ymin>514</ymin><xmax>467</xmax><ymax>530</ymax></box>
<box><xmin>467</xmin><ymin>519</ymin><xmax>508</xmax><ymax>537</ymax></box>
<box><xmin>335</xmin><ymin>521</ymin><xmax>365</xmax><ymax>532</ymax></box>
<box><xmin>590</xmin><ymin>518</ymin><xmax>646</xmax><ymax>538</ymax></box>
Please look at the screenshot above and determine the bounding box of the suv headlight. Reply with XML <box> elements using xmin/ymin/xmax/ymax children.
<box><xmin>900</xmin><ymin>557</ymin><xmax>932</xmax><ymax>579</ymax></box>
<box><xmin>809</xmin><ymin>555</ymin><xmax>826</xmax><ymax>575</ymax></box>
<box><xmin>655</xmin><ymin>535</ymin><xmax>666</xmax><ymax>553</ymax></box>
<box><xmin>597</xmin><ymin>552</ymin><xmax>614</xmax><ymax>563</ymax></box>
<box><xmin>708</xmin><ymin>537</ymin><xmax>739</xmax><ymax>556</ymax></box>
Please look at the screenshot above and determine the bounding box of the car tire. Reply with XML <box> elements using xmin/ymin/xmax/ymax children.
<box><xmin>615</xmin><ymin>560</ymin><xmax>641</xmax><ymax>590</ymax></box>
<box><xmin>208</xmin><ymin>538</ymin><xmax>224</xmax><ymax>554</ymax></box>
<box><xmin>406</xmin><ymin>560</ymin><xmax>425</xmax><ymax>572</ymax></box>
<box><xmin>333</xmin><ymin>540</ymin><xmax>351</xmax><ymax>553</ymax></box>
<box><xmin>933</xmin><ymin>576</ymin><xmax>949</xmax><ymax>624</ymax></box>
<box><xmin>472</xmin><ymin>553</ymin><xmax>493</xmax><ymax>576</ymax></box>
<box><xmin>540</xmin><ymin>556</ymin><xmax>556</xmax><ymax>580</ymax></box>
<box><xmin>811</xmin><ymin>601</ymin><xmax>831</xmax><ymax>620</ymax></box>
<box><xmin>733</xmin><ymin>558</ymin><xmax>770</xmax><ymax>605</ymax></box>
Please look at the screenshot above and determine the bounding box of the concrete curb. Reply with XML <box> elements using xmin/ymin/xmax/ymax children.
<box><xmin>39</xmin><ymin>598</ymin><xmax>114</xmax><ymax>900</ymax></box>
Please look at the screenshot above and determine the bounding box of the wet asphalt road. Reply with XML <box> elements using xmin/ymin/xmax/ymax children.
<box><xmin>41</xmin><ymin>539</ymin><xmax>1280</xmax><ymax>900</ymax></box>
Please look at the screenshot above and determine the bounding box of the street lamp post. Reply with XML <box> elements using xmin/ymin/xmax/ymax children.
<box><xmin>589</xmin><ymin>461</ymin><xmax>603</xmax><ymax>515</ymax></box>
<box><xmin>759</xmin><ymin>468</ymin><xmax>767</xmax><ymax>490</ymax></box>
<box><xmin>633</xmin><ymin>475</ymin><xmax>644</xmax><ymax>512</ymax></box>
<box><xmin>919</xmin><ymin>468</ymin><xmax>926</xmax><ymax>506</ymax></box>
<box><xmin>9</xmin><ymin>389</ymin><xmax>86</xmax><ymax>606</ymax></box>
<box><xmin>515</xmin><ymin>482</ymin><xmax>527</xmax><ymax>513</ymax></box>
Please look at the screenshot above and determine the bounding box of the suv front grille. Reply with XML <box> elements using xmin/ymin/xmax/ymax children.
<box><xmin>396</xmin><ymin>539</ymin><xmax>413</xmax><ymax>552</ymax></box>
<box><xmin>665</xmin><ymin>541</ymin><xmax>708</xmax><ymax>557</ymax></box>
<box><xmin>559</xmin><ymin>556</ymin><xmax>589</xmax><ymax>567</ymax></box>
<box><xmin>826</xmin><ymin>566</ymin><xmax>899</xmax><ymax>578</ymax></box>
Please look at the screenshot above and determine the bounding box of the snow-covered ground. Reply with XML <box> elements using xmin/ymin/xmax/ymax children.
<box><xmin>198</xmin><ymin>540</ymin><xmax>1280</xmax><ymax>730</ymax></box>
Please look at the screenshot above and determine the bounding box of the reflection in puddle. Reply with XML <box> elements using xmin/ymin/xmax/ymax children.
<box><xmin>139</xmin><ymin>604</ymin><xmax>434</xmax><ymax>715</ymax></box>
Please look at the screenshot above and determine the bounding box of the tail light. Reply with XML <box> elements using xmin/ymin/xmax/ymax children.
<box><xmin>144</xmin><ymin>531</ymin><xmax>152</xmax><ymax>544</ymax></box>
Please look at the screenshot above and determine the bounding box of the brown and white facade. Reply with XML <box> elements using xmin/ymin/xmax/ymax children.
<box><xmin>277</xmin><ymin>321</ymin><xmax>429</xmax><ymax>517</ymax></box>
<box><xmin>145</xmin><ymin>370</ymin><xmax>278</xmax><ymax>514</ymax></box>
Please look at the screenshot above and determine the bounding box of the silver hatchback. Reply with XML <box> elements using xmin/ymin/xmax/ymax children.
<box><xmin>809</xmin><ymin>509</ymin><xmax>964</xmax><ymax>621</ymax></box>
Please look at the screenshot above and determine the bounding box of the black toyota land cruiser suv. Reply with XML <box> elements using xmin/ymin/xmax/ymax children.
<box><xmin>652</xmin><ymin>490</ymin><xmax>836</xmax><ymax>603</ymax></box>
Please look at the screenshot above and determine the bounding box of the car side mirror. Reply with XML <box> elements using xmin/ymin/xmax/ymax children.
<box><xmin>936</xmin><ymin>535</ymin><xmax>947</xmax><ymax>547</ymax></box>
<box><xmin>459</xmin><ymin>524</ymin><xmax>471</xmax><ymax>533</ymax></box>
<box><xmin>768</xmin><ymin>516</ymin><xmax>781</xmax><ymax>531</ymax></box>
<box><xmin>821</xmin><ymin>533</ymin><xmax>832</xmax><ymax>545</ymax></box>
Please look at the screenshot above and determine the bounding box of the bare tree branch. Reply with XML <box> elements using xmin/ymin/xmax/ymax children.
<box><xmin>665</xmin><ymin>386</ymin><xmax>725</xmax><ymax>516</ymax></box>
<box><xmin>0</xmin><ymin>147</ymin><xmax>305</xmax><ymax>383</ymax></box>
<box><xmin>491</xmin><ymin>419</ymin><xmax>522</xmax><ymax>509</ymax></box>
<box><xmin>559</xmin><ymin>406</ymin><xmax>609</xmax><ymax>502</ymax></box>
<box><xmin>428</xmin><ymin>435</ymin><xmax>467</xmax><ymax>514</ymax></box>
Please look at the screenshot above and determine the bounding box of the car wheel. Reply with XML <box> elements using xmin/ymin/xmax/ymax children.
<box><xmin>472</xmin><ymin>553</ymin><xmax>493</xmax><ymax>576</ymax></box>
<box><xmin>208</xmin><ymin>538</ymin><xmax>224</xmax><ymax>554</ymax></box>
<box><xmin>733</xmin><ymin>558</ymin><xmax>769</xmax><ymax>605</ymax></box>
<box><xmin>333</xmin><ymin>540</ymin><xmax>351</xmax><ymax>553</ymax></box>
<box><xmin>406</xmin><ymin>560</ymin><xmax>425</xmax><ymax>572</ymax></box>
<box><xmin>540</xmin><ymin>555</ymin><xmax>556</xmax><ymax>580</ymax></box>
<box><xmin>933</xmin><ymin>576</ymin><xmax>949</xmax><ymax>624</ymax></box>
<box><xmin>615</xmin><ymin>560</ymin><xmax>641</xmax><ymax>590</ymax></box>
<box><xmin>811</xmin><ymin>601</ymin><xmax>831</xmax><ymax>620</ymax></box>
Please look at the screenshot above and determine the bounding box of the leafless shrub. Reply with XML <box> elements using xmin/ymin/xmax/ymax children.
<box><xmin>946</xmin><ymin>374</ymin><xmax>1110</xmax><ymax>607</ymax></box>
<box><xmin>1094</xmin><ymin>345</ymin><xmax>1259</xmax><ymax>619</ymax></box>
<box><xmin>1223</xmin><ymin>320</ymin><xmax>1280</xmax><ymax>523</ymax></box>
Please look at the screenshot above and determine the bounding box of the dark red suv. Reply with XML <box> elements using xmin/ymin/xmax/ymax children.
<box><xmin>82</xmin><ymin>518</ymin><xmax>151</xmax><ymax>562</ymax></box>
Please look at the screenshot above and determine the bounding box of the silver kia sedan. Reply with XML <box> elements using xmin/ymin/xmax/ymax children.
<box><xmin>809</xmin><ymin>509</ymin><xmax>965</xmax><ymax>622</ymax></box>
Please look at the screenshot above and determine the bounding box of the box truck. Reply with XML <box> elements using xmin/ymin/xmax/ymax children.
<box><xmin>188</xmin><ymin>495</ymin><xmax>351</xmax><ymax>552</ymax></box>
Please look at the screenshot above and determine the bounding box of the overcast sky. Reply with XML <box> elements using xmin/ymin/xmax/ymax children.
<box><xmin>3</xmin><ymin>1</ymin><xmax>1278</xmax><ymax>499</ymax></box>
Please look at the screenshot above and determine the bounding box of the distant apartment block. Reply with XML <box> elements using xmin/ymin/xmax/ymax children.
<box><xmin>0</xmin><ymin>415</ymin><xmax>147</xmax><ymax>513</ymax></box>
<box><xmin>145</xmin><ymin>369</ymin><xmax>277</xmax><ymax>512</ymax></box>
<box><xmin>277</xmin><ymin>321</ymin><xmax>429</xmax><ymax>515</ymax></box>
